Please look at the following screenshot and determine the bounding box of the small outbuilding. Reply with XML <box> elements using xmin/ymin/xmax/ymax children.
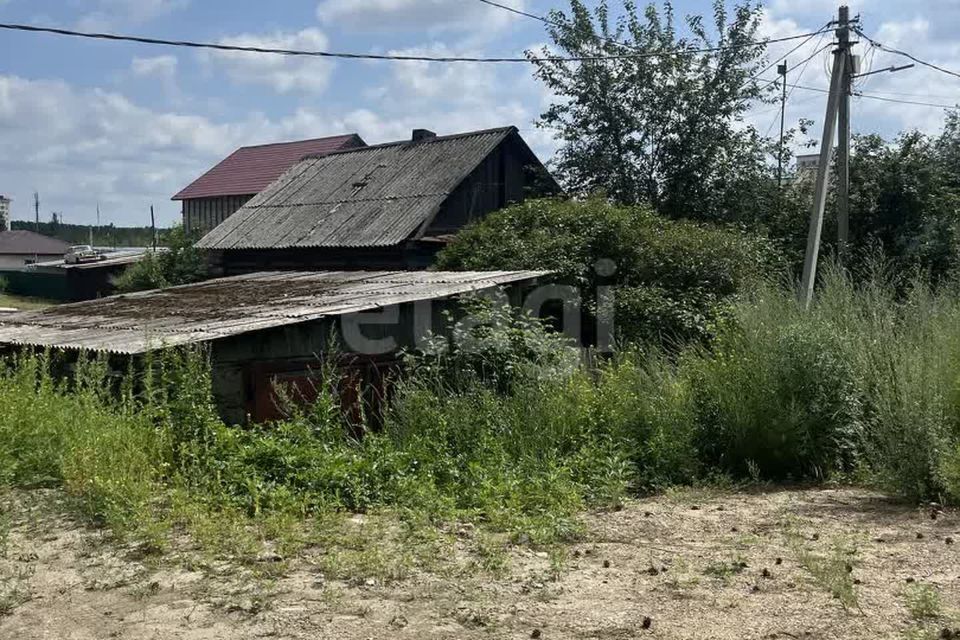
<box><xmin>0</xmin><ymin>269</ymin><xmax>547</xmax><ymax>424</ymax></box>
<box><xmin>0</xmin><ymin>230</ymin><xmax>70</xmax><ymax>269</ymax></box>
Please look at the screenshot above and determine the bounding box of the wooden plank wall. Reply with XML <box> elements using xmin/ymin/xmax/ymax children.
<box><xmin>183</xmin><ymin>195</ymin><xmax>254</xmax><ymax>235</ymax></box>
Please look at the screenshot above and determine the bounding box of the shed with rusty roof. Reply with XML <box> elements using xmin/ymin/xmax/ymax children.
<box><xmin>197</xmin><ymin>127</ymin><xmax>558</xmax><ymax>274</ymax></box>
<box><xmin>173</xmin><ymin>133</ymin><xmax>366</xmax><ymax>235</ymax></box>
<box><xmin>0</xmin><ymin>269</ymin><xmax>547</xmax><ymax>423</ymax></box>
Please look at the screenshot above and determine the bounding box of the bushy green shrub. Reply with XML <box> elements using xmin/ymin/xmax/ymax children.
<box><xmin>411</xmin><ymin>298</ymin><xmax>580</xmax><ymax>393</ymax></box>
<box><xmin>114</xmin><ymin>226</ymin><xmax>208</xmax><ymax>293</ymax></box>
<box><xmin>435</xmin><ymin>197</ymin><xmax>775</xmax><ymax>346</ymax></box>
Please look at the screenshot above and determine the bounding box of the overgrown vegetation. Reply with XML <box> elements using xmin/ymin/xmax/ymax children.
<box><xmin>113</xmin><ymin>226</ymin><xmax>208</xmax><ymax>293</ymax></box>
<box><xmin>436</xmin><ymin>197</ymin><xmax>774</xmax><ymax>345</ymax></box>
<box><xmin>2</xmin><ymin>268</ymin><xmax>960</xmax><ymax>571</ymax></box>
<box><xmin>814</xmin><ymin>118</ymin><xmax>960</xmax><ymax>283</ymax></box>
<box><xmin>531</xmin><ymin>2</ymin><xmax>960</xmax><ymax>281</ymax></box>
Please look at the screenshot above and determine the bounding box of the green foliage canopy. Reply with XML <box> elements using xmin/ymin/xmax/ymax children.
<box><xmin>436</xmin><ymin>197</ymin><xmax>774</xmax><ymax>345</ymax></box>
<box><xmin>836</xmin><ymin>122</ymin><xmax>960</xmax><ymax>281</ymax></box>
<box><xmin>530</xmin><ymin>0</ymin><xmax>783</xmax><ymax>223</ymax></box>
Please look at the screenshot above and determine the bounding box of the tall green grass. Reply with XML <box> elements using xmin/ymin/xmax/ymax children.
<box><xmin>679</xmin><ymin>265</ymin><xmax>960</xmax><ymax>499</ymax></box>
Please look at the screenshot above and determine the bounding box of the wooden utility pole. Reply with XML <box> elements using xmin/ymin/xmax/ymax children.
<box><xmin>777</xmin><ymin>60</ymin><xmax>788</xmax><ymax>188</ymax></box>
<box><xmin>33</xmin><ymin>192</ymin><xmax>40</xmax><ymax>233</ymax></box>
<box><xmin>800</xmin><ymin>7</ymin><xmax>852</xmax><ymax>309</ymax></box>
<box><xmin>836</xmin><ymin>6</ymin><xmax>853</xmax><ymax>260</ymax></box>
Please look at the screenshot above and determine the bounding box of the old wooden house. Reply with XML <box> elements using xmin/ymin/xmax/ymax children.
<box><xmin>173</xmin><ymin>133</ymin><xmax>366</xmax><ymax>235</ymax></box>
<box><xmin>196</xmin><ymin>127</ymin><xmax>558</xmax><ymax>274</ymax></box>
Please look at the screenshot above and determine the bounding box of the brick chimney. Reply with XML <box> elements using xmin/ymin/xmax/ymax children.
<box><xmin>411</xmin><ymin>129</ymin><xmax>437</xmax><ymax>142</ymax></box>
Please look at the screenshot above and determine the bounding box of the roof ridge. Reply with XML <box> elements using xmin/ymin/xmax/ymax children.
<box><xmin>172</xmin><ymin>133</ymin><xmax>366</xmax><ymax>201</ymax></box>
<box><xmin>238</xmin><ymin>133</ymin><xmax>362</xmax><ymax>151</ymax></box>
<box><xmin>0</xmin><ymin>229</ymin><xmax>68</xmax><ymax>238</ymax></box>
<box><xmin>310</xmin><ymin>125</ymin><xmax>518</xmax><ymax>159</ymax></box>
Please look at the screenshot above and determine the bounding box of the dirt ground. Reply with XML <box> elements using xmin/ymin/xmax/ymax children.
<box><xmin>1</xmin><ymin>487</ymin><xmax>958</xmax><ymax>640</ymax></box>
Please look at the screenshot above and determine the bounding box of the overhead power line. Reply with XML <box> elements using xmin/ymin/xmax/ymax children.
<box><xmin>477</xmin><ymin>0</ymin><xmax>647</xmax><ymax>55</ymax></box>
<box><xmin>758</xmin><ymin>36</ymin><xmax>832</xmax><ymax>92</ymax></box>
<box><xmin>859</xmin><ymin>87</ymin><xmax>960</xmax><ymax>101</ymax></box>
<box><xmin>756</xmin><ymin>79</ymin><xmax>957</xmax><ymax>108</ymax></box>
<box><xmin>761</xmin><ymin>34</ymin><xmax>832</xmax><ymax>137</ymax></box>
<box><xmin>476</xmin><ymin>0</ymin><xmax>551</xmax><ymax>26</ymax></box>
<box><xmin>753</xmin><ymin>22</ymin><xmax>833</xmax><ymax>82</ymax></box>
<box><xmin>854</xmin><ymin>28</ymin><xmax>960</xmax><ymax>81</ymax></box>
<box><xmin>852</xmin><ymin>93</ymin><xmax>959</xmax><ymax>109</ymax></box>
<box><xmin>0</xmin><ymin>21</ymin><xmax>835</xmax><ymax>64</ymax></box>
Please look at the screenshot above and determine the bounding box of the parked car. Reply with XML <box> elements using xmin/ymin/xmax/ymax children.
<box><xmin>64</xmin><ymin>245</ymin><xmax>103</xmax><ymax>264</ymax></box>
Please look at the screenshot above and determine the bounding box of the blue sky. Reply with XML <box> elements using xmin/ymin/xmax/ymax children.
<box><xmin>0</xmin><ymin>0</ymin><xmax>958</xmax><ymax>227</ymax></box>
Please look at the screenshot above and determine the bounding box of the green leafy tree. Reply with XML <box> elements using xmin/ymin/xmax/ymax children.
<box><xmin>530</xmin><ymin>0</ymin><xmax>782</xmax><ymax>223</ymax></box>
<box><xmin>114</xmin><ymin>226</ymin><xmax>208</xmax><ymax>293</ymax></box>
<box><xmin>10</xmin><ymin>221</ymin><xmax>168</xmax><ymax>247</ymax></box>
<box><xmin>814</xmin><ymin>114</ymin><xmax>960</xmax><ymax>282</ymax></box>
<box><xmin>436</xmin><ymin>197</ymin><xmax>774</xmax><ymax>346</ymax></box>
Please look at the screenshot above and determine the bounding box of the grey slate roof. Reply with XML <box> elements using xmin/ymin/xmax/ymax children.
<box><xmin>196</xmin><ymin>127</ymin><xmax>517</xmax><ymax>251</ymax></box>
<box><xmin>0</xmin><ymin>270</ymin><xmax>548</xmax><ymax>354</ymax></box>
<box><xmin>0</xmin><ymin>230</ymin><xmax>70</xmax><ymax>256</ymax></box>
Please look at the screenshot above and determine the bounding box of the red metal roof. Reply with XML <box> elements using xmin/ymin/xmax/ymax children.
<box><xmin>172</xmin><ymin>134</ymin><xmax>365</xmax><ymax>201</ymax></box>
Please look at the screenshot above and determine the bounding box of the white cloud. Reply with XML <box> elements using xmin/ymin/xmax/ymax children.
<box><xmin>131</xmin><ymin>55</ymin><xmax>178</xmax><ymax>79</ymax></box>
<box><xmin>200</xmin><ymin>29</ymin><xmax>334</xmax><ymax>94</ymax></box>
<box><xmin>768</xmin><ymin>0</ymin><xmax>870</xmax><ymax>19</ymax></box>
<box><xmin>0</xmin><ymin>74</ymin><xmax>255</xmax><ymax>226</ymax></box>
<box><xmin>0</xmin><ymin>70</ymin><xmax>556</xmax><ymax>227</ymax></box>
<box><xmin>751</xmin><ymin>4</ymin><xmax>960</xmax><ymax>154</ymax></box>
<box><xmin>846</xmin><ymin>15</ymin><xmax>960</xmax><ymax>135</ymax></box>
<box><xmin>381</xmin><ymin>43</ymin><xmax>499</xmax><ymax>104</ymax></box>
<box><xmin>77</xmin><ymin>0</ymin><xmax>189</xmax><ymax>30</ymax></box>
<box><xmin>316</xmin><ymin>0</ymin><xmax>525</xmax><ymax>33</ymax></box>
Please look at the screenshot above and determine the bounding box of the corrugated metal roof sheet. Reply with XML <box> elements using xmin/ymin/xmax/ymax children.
<box><xmin>0</xmin><ymin>270</ymin><xmax>548</xmax><ymax>354</ymax></box>
<box><xmin>196</xmin><ymin>127</ymin><xmax>517</xmax><ymax>251</ymax></box>
<box><xmin>172</xmin><ymin>134</ymin><xmax>365</xmax><ymax>201</ymax></box>
<box><xmin>0</xmin><ymin>230</ymin><xmax>71</xmax><ymax>256</ymax></box>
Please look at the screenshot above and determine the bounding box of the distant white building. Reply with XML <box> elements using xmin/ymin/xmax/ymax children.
<box><xmin>0</xmin><ymin>195</ymin><xmax>10</xmax><ymax>232</ymax></box>
<box><xmin>796</xmin><ymin>153</ymin><xmax>822</xmax><ymax>174</ymax></box>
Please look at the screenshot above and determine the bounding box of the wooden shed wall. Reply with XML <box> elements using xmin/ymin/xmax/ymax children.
<box><xmin>208</xmin><ymin>294</ymin><xmax>509</xmax><ymax>424</ymax></box>
<box><xmin>206</xmin><ymin>243</ymin><xmax>443</xmax><ymax>278</ymax></box>
<box><xmin>183</xmin><ymin>195</ymin><xmax>254</xmax><ymax>235</ymax></box>
<box><xmin>425</xmin><ymin>137</ymin><xmax>529</xmax><ymax>234</ymax></box>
